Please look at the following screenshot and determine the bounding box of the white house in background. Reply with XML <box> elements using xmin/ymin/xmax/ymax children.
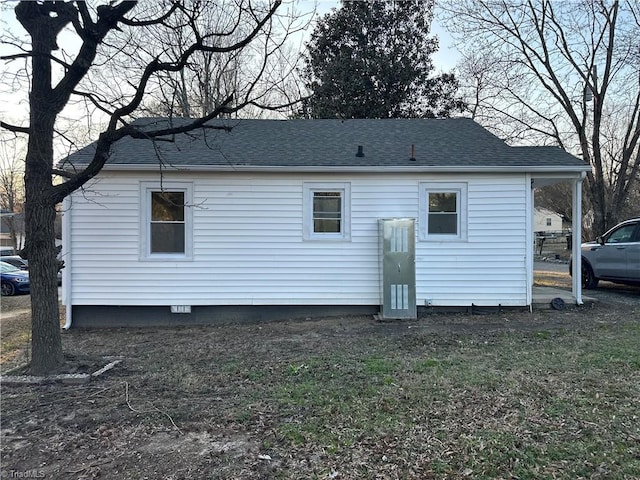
<box><xmin>534</xmin><ymin>207</ymin><xmax>564</xmax><ymax>233</ymax></box>
<box><xmin>61</xmin><ymin>118</ymin><xmax>590</xmax><ymax>327</ymax></box>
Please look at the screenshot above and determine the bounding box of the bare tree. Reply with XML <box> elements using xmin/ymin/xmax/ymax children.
<box><xmin>105</xmin><ymin>0</ymin><xmax>310</xmax><ymax>119</ymax></box>
<box><xmin>0</xmin><ymin>138</ymin><xmax>25</xmax><ymax>252</ymax></box>
<box><xmin>441</xmin><ymin>0</ymin><xmax>640</xmax><ymax>238</ymax></box>
<box><xmin>534</xmin><ymin>183</ymin><xmax>573</xmax><ymax>224</ymax></box>
<box><xmin>0</xmin><ymin>0</ymin><xmax>290</xmax><ymax>374</ymax></box>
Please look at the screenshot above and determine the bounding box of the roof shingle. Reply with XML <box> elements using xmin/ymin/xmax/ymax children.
<box><xmin>65</xmin><ymin>117</ymin><xmax>589</xmax><ymax>171</ymax></box>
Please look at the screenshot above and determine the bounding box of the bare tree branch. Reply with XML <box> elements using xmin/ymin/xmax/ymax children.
<box><xmin>441</xmin><ymin>0</ymin><xmax>640</xmax><ymax>235</ymax></box>
<box><xmin>120</xmin><ymin>2</ymin><xmax>182</xmax><ymax>27</ymax></box>
<box><xmin>1</xmin><ymin>121</ymin><xmax>29</xmax><ymax>134</ymax></box>
<box><xmin>0</xmin><ymin>0</ymin><xmax>297</xmax><ymax>374</ymax></box>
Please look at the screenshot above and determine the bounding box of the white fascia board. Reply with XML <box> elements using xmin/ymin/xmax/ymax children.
<box><xmin>96</xmin><ymin>163</ymin><xmax>591</xmax><ymax>175</ymax></box>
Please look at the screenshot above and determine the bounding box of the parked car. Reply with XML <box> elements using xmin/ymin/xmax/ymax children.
<box><xmin>570</xmin><ymin>217</ymin><xmax>640</xmax><ymax>288</ymax></box>
<box><xmin>0</xmin><ymin>255</ymin><xmax>62</xmax><ymax>285</ymax></box>
<box><xmin>0</xmin><ymin>255</ymin><xmax>29</xmax><ymax>270</ymax></box>
<box><xmin>0</xmin><ymin>261</ymin><xmax>30</xmax><ymax>296</ymax></box>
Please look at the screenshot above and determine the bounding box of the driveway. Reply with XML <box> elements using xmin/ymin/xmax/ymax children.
<box><xmin>535</xmin><ymin>260</ymin><xmax>640</xmax><ymax>307</ymax></box>
<box><xmin>534</xmin><ymin>260</ymin><xmax>569</xmax><ymax>273</ymax></box>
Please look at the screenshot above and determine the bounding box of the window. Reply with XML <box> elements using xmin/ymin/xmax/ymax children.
<box><xmin>546</xmin><ymin>218</ymin><xmax>552</xmax><ymax>227</ymax></box>
<box><xmin>150</xmin><ymin>191</ymin><xmax>185</xmax><ymax>253</ymax></box>
<box><xmin>419</xmin><ymin>182</ymin><xmax>467</xmax><ymax>241</ymax></box>
<box><xmin>141</xmin><ymin>182</ymin><xmax>193</xmax><ymax>259</ymax></box>
<box><xmin>428</xmin><ymin>192</ymin><xmax>458</xmax><ymax>235</ymax></box>
<box><xmin>303</xmin><ymin>183</ymin><xmax>351</xmax><ymax>240</ymax></box>
<box><xmin>605</xmin><ymin>224</ymin><xmax>637</xmax><ymax>244</ymax></box>
<box><xmin>313</xmin><ymin>191</ymin><xmax>342</xmax><ymax>233</ymax></box>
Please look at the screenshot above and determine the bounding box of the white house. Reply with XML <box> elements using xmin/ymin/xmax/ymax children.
<box><xmin>61</xmin><ymin>118</ymin><xmax>590</xmax><ymax>327</ymax></box>
<box><xmin>534</xmin><ymin>207</ymin><xmax>564</xmax><ymax>233</ymax></box>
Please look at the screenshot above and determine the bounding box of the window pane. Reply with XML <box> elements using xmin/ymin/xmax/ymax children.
<box><xmin>428</xmin><ymin>213</ymin><xmax>458</xmax><ymax>234</ymax></box>
<box><xmin>151</xmin><ymin>224</ymin><xmax>185</xmax><ymax>253</ymax></box>
<box><xmin>313</xmin><ymin>191</ymin><xmax>342</xmax><ymax>233</ymax></box>
<box><xmin>314</xmin><ymin>218</ymin><xmax>341</xmax><ymax>233</ymax></box>
<box><xmin>152</xmin><ymin>192</ymin><xmax>184</xmax><ymax>221</ymax></box>
<box><xmin>314</xmin><ymin>193</ymin><xmax>341</xmax><ymax>213</ymax></box>
<box><xmin>314</xmin><ymin>197</ymin><xmax>341</xmax><ymax>215</ymax></box>
<box><xmin>607</xmin><ymin>225</ymin><xmax>635</xmax><ymax>243</ymax></box>
<box><xmin>429</xmin><ymin>192</ymin><xmax>457</xmax><ymax>213</ymax></box>
<box><xmin>428</xmin><ymin>191</ymin><xmax>458</xmax><ymax>235</ymax></box>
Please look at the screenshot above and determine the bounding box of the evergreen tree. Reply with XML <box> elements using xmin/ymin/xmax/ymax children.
<box><xmin>301</xmin><ymin>0</ymin><xmax>462</xmax><ymax>119</ymax></box>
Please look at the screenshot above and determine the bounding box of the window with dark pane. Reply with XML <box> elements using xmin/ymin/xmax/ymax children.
<box><xmin>313</xmin><ymin>191</ymin><xmax>342</xmax><ymax>233</ymax></box>
<box><xmin>428</xmin><ymin>192</ymin><xmax>458</xmax><ymax>235</ymax></box>
<box><xmin>150</xmin><ymin>191</ymin><xmax>185</xmax><ymax>253</ymax></box>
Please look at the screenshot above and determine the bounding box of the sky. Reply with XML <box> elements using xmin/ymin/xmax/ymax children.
<box><xmin>0</xmin><ymin>0</ymin><xmax>461</xmax><ymax>137</ymax></box>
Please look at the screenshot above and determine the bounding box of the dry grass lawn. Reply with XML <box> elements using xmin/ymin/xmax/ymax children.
<box><xmin>1</xmin><ymin>273</ymin><xmax>639</xmax><ymax>479</ymax></box>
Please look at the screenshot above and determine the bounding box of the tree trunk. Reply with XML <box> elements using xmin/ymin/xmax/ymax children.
<box><xmin>24</xmin><ymin>111</ymin><xmax>63</xmax><ymax>373</ymax></box>
<box><xmin>25</xmin><ymin>188</ymin><xmax>62</xmax><ymax>375</ymax></box>
<box><xmin>22</xmin><ymin>9</ymin><xmax>64</xmax><ymax>374</ymax></box>
<box><xmin>585</xmin><ymin>175</ymin><xmax>608</xmax><ymax>238</ymax></box>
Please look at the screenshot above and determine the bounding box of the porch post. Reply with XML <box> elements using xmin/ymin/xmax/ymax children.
<box><xmin>62</xmin><ymin>195</ymin><xmax>73</xmax><ymax>329</ymax></box>
<box><xmin>571</xmin><ymin>173</ymin><xmax>585</xmax><ymax>304</ymax></box>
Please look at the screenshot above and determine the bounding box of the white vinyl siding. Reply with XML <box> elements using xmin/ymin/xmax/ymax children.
<box><xmin>67</xmin><ymin>172</ymin><xmax>529</xmax><ymax>308</ymax></box>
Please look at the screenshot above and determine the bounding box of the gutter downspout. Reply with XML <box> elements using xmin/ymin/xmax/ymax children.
<box><xmin>571</xmin><ymin>172</ymin><xmax>586</xmax><ymax>305</ymax></box>
<box><xmin>62</xmin><ymin>195</ymin><xmax>73</xmax><ymax>329</ymax></box>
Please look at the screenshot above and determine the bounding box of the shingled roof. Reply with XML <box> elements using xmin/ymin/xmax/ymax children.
<box><xmin>64</xmin><ymin>117</ymin><xmax>589</xmax><ymax>172</ymax></box>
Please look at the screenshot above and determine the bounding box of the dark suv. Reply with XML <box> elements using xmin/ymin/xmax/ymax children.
<box><xmin>572</xmin><ymin>217</ymin><xmax>640</xmax><ymax>288</ymax></box>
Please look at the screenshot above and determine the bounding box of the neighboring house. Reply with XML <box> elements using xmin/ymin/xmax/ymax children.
<box><xmin>534</xmin><ymin>207</ymin><xmax>564</xmax><ymax>233</ymax></box>
<box><xmin>61</xmin><ymin>118</ymin><xmax>590</xmax><ymax>327</ymax></box>
<box><xmin>0</xmin><ymin>209</ymin><xmax>15</xmax><ymax>252</ymax></box>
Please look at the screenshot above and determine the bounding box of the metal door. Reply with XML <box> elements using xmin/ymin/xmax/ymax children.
<box><xmin>379</xmin><ymin>219</ymin><xmax>416</xmax><ymax>319</ymax></box>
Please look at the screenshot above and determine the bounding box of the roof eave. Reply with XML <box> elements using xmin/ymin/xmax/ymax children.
<box><xmin>89</xmin><ymin>163</ymin><xmax>591</xmax><ymax>174</ymax></box>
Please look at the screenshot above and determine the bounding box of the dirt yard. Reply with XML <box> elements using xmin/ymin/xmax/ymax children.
<box><xmin>1</xmin><ymin>275</ymin><xmax>639</xmax><ymax>479</ymax></box>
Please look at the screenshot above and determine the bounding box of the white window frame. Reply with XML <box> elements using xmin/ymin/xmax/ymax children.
<box><xmin>140</xmin><ymin>181</ymin><xmax>194</xmax><ymax>261</ymax></box>
<box><xmin>303</xmin><ymin>182</ymin><xmax>351</xmax><ymax>241</ymax></box>
<box><xmin>419</xmin><ymin>182</ymin><xmax>468</xmax><ymax>242</ymax></box>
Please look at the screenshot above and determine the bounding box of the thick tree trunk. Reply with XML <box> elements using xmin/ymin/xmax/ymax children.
<box><xmin>21</xmin><ymin>5</ymin><xmax>65</xmax><ymax>374</ymax></box>
<box><xmin>585</xmin><ymin>175</ymin><xmax>608</xmax><ymax>238</ymax></box>
<box><xmin>25</xmin><ymin>191</ymin><xmax>62</xmax><ymax>375</ymax></box>
<box><xmin>24</xmin><ymin>109</ymin><xmax>63</xmax><ymax>374</ymax></box>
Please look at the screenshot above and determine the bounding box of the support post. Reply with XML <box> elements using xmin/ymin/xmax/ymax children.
<box><xmin>571</xmin><ymin>174</ymin><xmax>585</xmax><ymax>305</ymax></box>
